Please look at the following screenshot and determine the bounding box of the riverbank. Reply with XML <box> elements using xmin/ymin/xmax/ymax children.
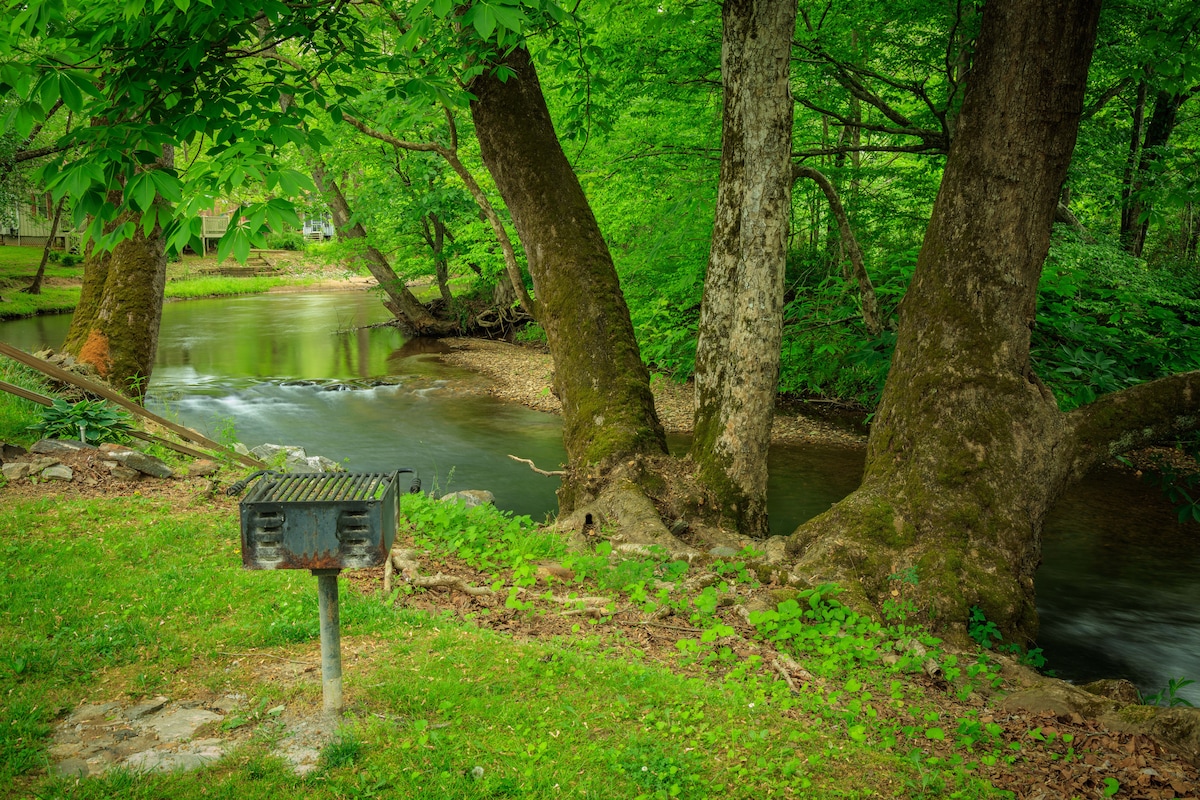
<box><xmin>439</xmin><ymin>338</ymin><xmax>869</xmax><ymax>448</ymax></box>
<box><xmin>0</xmin><ymin>245</ymin><xmax>367</xmax><ymax>321</ymax></box>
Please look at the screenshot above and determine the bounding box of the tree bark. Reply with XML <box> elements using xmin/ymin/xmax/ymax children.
<box><xmin>309</xmin><ymin>155</ymin><xmax>455</xmax><ymax>336</ymax></box>
<box><xmin>793</xmin><ymin>165</ymin><xmax>882</xmax><ymax>335</ymax></box>
<box><xmin>1121</xmin><ymin>88</ymin><xmax>1192</xmax><ymax>258</ymax></box>
<box><xmin>787</xmin><ymin>0</ymin><xmax>1108</xmax><ymax>646</ymax></box>
<box><xmin>62</xmin><ymin>151</ymin><xmax>174</xmax><ymax>400</ymax></box>
<box><xmin>689</xmin><ymin>0</ymin><xmax>797</xmax><ymax>538</ymax></box>
<box><xmin>21</xmin><ymin>195</ymin><xmax>65</xmax><ymax>295</ymax></box>
<box><xmin>470</xmin><ymin>45</ymin><xmax>666</xmax><ymax>511</ymax></box>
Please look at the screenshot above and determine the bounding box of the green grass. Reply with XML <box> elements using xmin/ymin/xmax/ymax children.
<box><xmin>0</xmin><ymin>488</ymin><xmax>1016</xmax><ymax>800</ymax></box>
<box><xmin>0</xmin><ymin>358</ymin><xmax>55</xmax><ymax>443</ymax></box>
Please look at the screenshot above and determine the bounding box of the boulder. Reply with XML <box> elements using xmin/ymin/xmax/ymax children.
<box><xmin>32</xmin><ymin>439</ymin><xmax>98</xmax><ymax>455</ymax></box>
<box><xmin>28</xmin><ymin>456</ymin><xmax>61</xmax><ymax>473</ymax></box>
<box><xmin>1000</xmin><ymin>680</ymin><xmax>1118</xmax><ymax>718</ymax></box>
<box><xmin>250</xmin><ymin>444</ymin><xmax>339</xmax><ymax>473</ymax></box>
<box><xmin>104</xmin><ymin>449</ymin><xmax>173</xmax><ymax>479</ymax></box>
<box><xmin>42</xmin><ymin>464</ymin><xmax>74</xmax><ymax>481</ymax></box>
<box><xmin>103</xmin><ymin>461</ymin><xmax>142</xmax><ymax>481</ymax></box>
<box><xmin>2</xmin><ymin>442</ymin><xmax>28</xmax><ymax>461</ymax></box>
<box><xmin>2</xmin><ymin>462</ymin><xmax>33</xmax><ymax>481</ymax></box>
<box><xmin>439</xmin><ymin>489</ymin><xmax>495</xmax><ymax>509</ymax></box>
<box><xmin>188</xmin><ymin>459</ymin><xmax>220</xmax><ymax>477</ymax></box>
<box><xmin>1081</xmin><ymin>678</ymin><xmax>1143</xmax><ymax>706</ymax></box>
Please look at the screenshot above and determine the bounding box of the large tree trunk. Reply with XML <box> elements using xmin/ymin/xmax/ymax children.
<box><xmin>689</xmin><ymin>0</ymin><xmax>797</xmax><ymax>538</ymax></box>
<box><xmin>309</xmin><ymin>156</ymin><xmax>455</xmax><ymax>336</ymax></box>
<box><xmin>470</xmin><ymin>45</ymin><xmax>667</xmax><ymax>512</ymax></box>
<box><xmin>62</xmin><ymin>153</ymin><xmax>173</xmax><ymax>400</ymax></box>
<box><xmin>787</xmin><ymin>0</ymin><xmax>1113</xmax><ymax>646</ymax></box>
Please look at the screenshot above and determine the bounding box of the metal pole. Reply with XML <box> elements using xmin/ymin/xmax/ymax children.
<box><xmin>313</xmin><ymin>568</ymin><xmax>343</xmax><ymax>716</ymax></box>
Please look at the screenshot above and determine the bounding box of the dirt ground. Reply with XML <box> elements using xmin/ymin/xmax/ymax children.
<box><xmin>437</xmin><ymin>338</ymin><xmax>868</xmax><ymax>447</ymax></box>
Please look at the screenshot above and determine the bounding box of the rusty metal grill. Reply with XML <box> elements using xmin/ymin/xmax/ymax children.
<box><xmin>238</xmin><ymin>472</ymin><xmax>401</xmax><ymax>571</ymax></box>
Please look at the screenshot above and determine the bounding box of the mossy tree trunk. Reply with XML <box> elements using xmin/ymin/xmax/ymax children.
<box><xmin>62</xmin><ymin>152</ymin><xmax>172</xmax><ymax>400</ymax></box>
<box><xmin>470</xmin><ymin>45</ymin><xmax>667</xmax><ymax>511</ymax></box>
<box><xmin>782</xmin><ymin>0</ymin><xmax>1200</xmax><ymax>647</ymax></box>
<box><xmin>690</xmin><ymin>0</ymin><xmax>797</xmax><ymax>538</ymax></box>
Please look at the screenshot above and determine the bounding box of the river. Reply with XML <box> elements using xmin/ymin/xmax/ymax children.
<box><xmin>3</xmin><ymin>289</ymin><xmax>1197</xmax><ymax>704</ymax></box>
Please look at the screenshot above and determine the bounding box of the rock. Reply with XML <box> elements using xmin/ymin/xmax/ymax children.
<box><xmin>144</xmin><ymin>707</ymin><xmax>222</xmax><ymax>741</ymax></box>
<box><xmin>125</xmin><ymin>697</ymin><xmax>169</xmax><ymax>720</ymax></box>
<box><xmin>42</xmin><ymin>464</ymin><xmax>74</xmax><ymax>481</ymax></box>
<box><xmin>99</xmin><ymin>442</ymin><xmax>126</xmax><ymax>454</ymax></box>
<box><xmin>2</xmin><ymin>442</ymin><xmax>27</xmax><ymax>460</ymax></box>
<box><xmin>1001</xmin><ymin>680</ymin><xmax>1119</xmax><ymax>718</ymax></box>
<box><xmin>30</xmin><ymin>455</ymin><xmax>60</xmax><ymax>470</ymax></box>
<box><xmin>284</xmin><ymin>454</ymin><xmax>338</xmax><ymax>474</ymax></box>
<box><xmin>187</xmin><ymin>459</ymin><xmax>220</xmax><ymax>477</ymax></box>
<box><xmin>31</xmin><ymin>439</ymin><xmax>98</xmax><ymax>455</ymax></box>
<box><xmin>2</xmin><ymin>462</ymin><xmax>33</xmax><ymax>481</ymax></box>
<box><xmin>763</xmin><ymin>536</ymin><xmax>789</xmax><ymax>563</ymax></box>
<box><xmin>440</xmin><ymin>489</ymin><xmax>495</xmax><ymax>508</ymax></box>
<box><xmin>105</xmin><ymin>462</ymin><xmax>142</xmax><ymax>481</ymax></box>
<box><xmin>104</xmin><ymin>449</ymin><xmax>173</xmax><ymax>479</ymax></box>
<box><xmin>232</xmin><ymin>442</ymin><xmax>250</xmax><ymax>456</ymax></box>
<box><xmin>1081</xmin><ymin>678</ymin><xmax>1143</xmax><ymax>706</ymax></box>
<box><xmin>708</xmin><ymin>546</ymin><xmax>740</xmax><ymax>558</ymax></box>
<box><xmin>251</xmin><ymin>443</ymin><xmax>306</xmax><ymax>462</ymax></box>
<box><xmin>67</xmin><ymin>702</ymin><xmax>121</xmax><ymax>724</ymax></box>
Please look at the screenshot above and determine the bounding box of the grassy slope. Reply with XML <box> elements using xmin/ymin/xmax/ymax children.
<box><xmin>0</xmin><ymin>491</ymin><xmax>936</xmax><ymax>800</ymax></box>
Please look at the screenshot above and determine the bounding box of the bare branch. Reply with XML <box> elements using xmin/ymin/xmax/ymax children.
<box><xmin>793</xmin><ymin>165</ymin><xmax>882</xmax><ymax>335</ymax></box>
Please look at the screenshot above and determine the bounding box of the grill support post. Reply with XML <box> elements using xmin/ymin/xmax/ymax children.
<box><xmin>314</xmin><ymin>568</ymin><xmax>343</xmax><ymax>716</ymax></box>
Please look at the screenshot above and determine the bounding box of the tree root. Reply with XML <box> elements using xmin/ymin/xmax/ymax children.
<box><xmin>383</xmin><ymin>548</ymin><xmax>493</xmax><ymax>598</ymax></box>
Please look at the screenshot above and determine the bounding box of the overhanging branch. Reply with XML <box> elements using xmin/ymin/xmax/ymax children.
<box><xmin>1066</xmin><ymin>370</ymin><xmax>1200</xmax><ymax>478</ymax></box>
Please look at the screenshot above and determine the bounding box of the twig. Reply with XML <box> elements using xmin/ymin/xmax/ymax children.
<box><xmin>507</xmin><ymin>454</ymin><xmax>566</xmax><ymax>477</ymax></box>
<box><xmin>637</xmin><ymin>621</ymin><xmax>703</xmax><ymax>633</ymax></box>
<box><xmin>217</xmin><ymin>651</ymin><xmax>313</xmax><ymax>665</ymax></box>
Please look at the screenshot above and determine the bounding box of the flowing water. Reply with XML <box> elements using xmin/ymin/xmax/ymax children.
<box><xmin>3</xmin><ymin>290</ymin><xmax>1197</xmax><ymax>703</ymax></box>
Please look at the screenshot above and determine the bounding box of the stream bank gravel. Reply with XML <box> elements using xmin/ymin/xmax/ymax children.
<box><xmin>437</xmin><ymin>338</ymin><xmax>867</xmax><ymax>447</ymax></box>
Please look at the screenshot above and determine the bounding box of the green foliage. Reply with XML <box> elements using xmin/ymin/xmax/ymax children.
<box><xmin>1033</xmin><ymin>233</ymin><xmax>1200</xmax><ymax>410</ymax></box>
<box><xmin>264</xmin><ymin>229</ymin><xmax>305</xmax><ymax>251</ymax></box>
<box><xmin>399</xmin><ymin>492</ymin><xmax>562</xmax><ymax>573</ymax></box>
<box><xmin>27</xmin><ymin>397</ymin><xmax>133</xmax><ymax>445</ymax></box>
<box><xmin>513</xmin><ymin>322</ymin><xmax>547</xmax><ymax>346</ymax></box>
<box><xmin>1142</xmin><ymin>676</ymin><xmax>1196</xmax><ymax>708</ymax></box>
<box><xmin>967</xmin><ymin>606</ymin><xmax>1002</xmax><ymax>650</ymax></box>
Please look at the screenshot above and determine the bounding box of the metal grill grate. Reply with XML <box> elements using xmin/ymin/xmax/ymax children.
<box><xmin>247</xmin><ymin>473</ymin><xmax>395</xmax><ymax>505</ymax></box>
<box><xmin>237</xmin><ymin>471</ymin><xmax>401</xmax><ymax>571</ymax></box>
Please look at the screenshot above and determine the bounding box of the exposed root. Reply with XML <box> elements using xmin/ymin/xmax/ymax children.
<box><xmin>384</xmin><ymin>548</ymin><xmax>492</xmax><ymax>597</ymax></box>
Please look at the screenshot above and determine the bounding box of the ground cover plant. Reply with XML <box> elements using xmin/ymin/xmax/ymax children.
<box><xmin>2</xmin><ymin>476</ymin><xmax>1196</xmax><ymax>799</ymax></box>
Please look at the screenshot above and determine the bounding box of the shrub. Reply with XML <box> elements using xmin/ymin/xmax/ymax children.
<box><xmin>265</xmin><ymin>230</ymin><xmax>305</xmax><ymax>251</ymax></box>
<box><xmin>28</xmin><ymin>398</ymin><xmax>134</xmax><ymax>445</ymax></box>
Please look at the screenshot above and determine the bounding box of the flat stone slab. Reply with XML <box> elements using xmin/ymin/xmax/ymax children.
<box><xmin>145</xmin><ymin>708</ymin><xmax>222</xmax><ymax>741</ymax></box>
<box><xmin>124</xmin><ymin>739</ymin><xmax>226</xmax><ymax>774</ymax></box>
<box><xmin>2</xmin><ymin>462</ymin><xmax>32</xmax><ymax>480</ymax></box>
<box><xmin>32</xmin><ymin>439</ymin><xmax>98</xmax><ymax>455</ymax></box>
<box><xmin>104</xmin><ymin>449</ymin><xmax>173</xmax><ymax>479</ymax></box>
<box><xmin>42</xmin><ymin>464</ymin><xmax>74</xmax><ymax>481</ymax></box>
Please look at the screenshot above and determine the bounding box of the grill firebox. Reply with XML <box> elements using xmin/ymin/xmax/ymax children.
<box><xmin>239</xmin><ymin>472</ymin><xmax>399</xmax><ymax>570</ymax></box>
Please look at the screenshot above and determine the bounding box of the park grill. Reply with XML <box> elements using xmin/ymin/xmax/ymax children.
<box><xmin>239</xmin><ymin>472</ymin><xmax>402</xmax><ymax>570</ymax></box>
<box><xmin>232</xmin><ymin>468</ymin><xmax>420</xmax><ymax>716</ymax></box>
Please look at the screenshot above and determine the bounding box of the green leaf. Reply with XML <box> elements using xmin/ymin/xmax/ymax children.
<box><xmin>472</xmin><ymin>5</ymin><xmax>496</xmax><ymax>39</ymax></box>
<box><xmin>432</xmin><ymin>0</ymin><xmax>451</xmax><ymax>16</ymax></box>
<box><xmin>924</xmin><ymin>727</ymin><xmax>944</xmax><ymax>741</ymax></box>
<box><xmin>128</xmin><ymin>173</ymin><xmax>156</xmax><ymax>212</ymax></box>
